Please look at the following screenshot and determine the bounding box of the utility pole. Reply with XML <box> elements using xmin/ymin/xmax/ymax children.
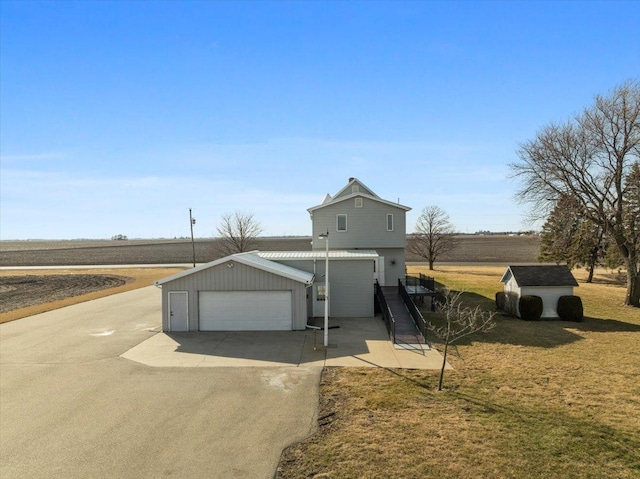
<box><xmin>189</xmin><ymin>208</ymin><xmax>196</xmax><ymax>267</ymax></box>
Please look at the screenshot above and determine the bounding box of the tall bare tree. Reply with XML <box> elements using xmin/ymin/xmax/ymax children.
<box><xmin>213</xmin><ymin>211</ymin><xmax>262</xmax><ymax>257</ymax></box>
<box><xmin>510</xmin><ymin>80</ymin><xmax>640</xmax><ymax>306</ymax></box>
<box><xmin>408</xmin><ymin>205</ymin><xmax>457</xmax><ymax>270</ymax></box>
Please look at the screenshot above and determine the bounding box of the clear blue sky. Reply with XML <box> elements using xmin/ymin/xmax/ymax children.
<box><xmin>1</xmin><ymin>0</ymin><xmax>639</xmax><ymax>239</ymax></box>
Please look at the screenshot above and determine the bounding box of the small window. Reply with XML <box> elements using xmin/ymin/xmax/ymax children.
<box><xmin>387</xmin><ymin>214</ymin><xmax>394</xmax><ymax>231</ymax></box>
<box><xmin>337</xmin><ymin>214</ymin><xmax>347</xmax><ymax>232</ymax></box>
<box><xmin>355</xmin><ymin>197</ymin><xmax>363</xmax><ymax>208</ymax></box>
<box><xmin>317</xmin><ymin>285</ymin><xmax>326</xmax><ymax>301</ymax></box>
<box><xmin>352</xmin><ymin>185</ymin><xmax>359</xmax><ymax>193</ymax></box>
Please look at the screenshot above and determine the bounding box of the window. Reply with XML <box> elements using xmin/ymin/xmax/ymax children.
<box><xmin>337</xmin><ymin>214</ymin><xmax>347</xmax><ymax>232</ymax></box>
<box><xmin>352</xmin><ymin>185</ymin><xmax>359</xmax><ymax>193</ymax></box>
<box><xmin>317</xmin><ymin>285</ymin><xmax>326</xmax><ymax>301</ymax></box>
<box><xmin>387</xmin><ymin>214</ymin><xmax>394</xmax><ymax>231</ymax></box>
<box><xmin>355</xmin><ymin>197</ymin><xmax>363</xmax><ymax>208</ymax></box>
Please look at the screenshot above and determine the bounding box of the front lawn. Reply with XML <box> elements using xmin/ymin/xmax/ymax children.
<box><xmin>277</xmin><ymin>266</ymin><xmax>640</xmax><ymax>479</ymax></box>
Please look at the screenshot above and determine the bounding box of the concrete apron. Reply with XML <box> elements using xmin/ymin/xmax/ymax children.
<box><xmin>121</xmin><ymin>317</ymin><xmax>451</xmax><ymax>370</ymax></box>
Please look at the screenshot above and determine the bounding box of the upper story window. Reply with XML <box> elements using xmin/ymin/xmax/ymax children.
<box><xmin>387</xmin><ymin>214</ymin><xmax>394</xmax><ymax>231</ymax></box>
<box><xmin>352</xmin><ymin>185</ymin><xmax>359</xmax><ymax>193</ymax></box>
<box><xmin>337</xmin><ymin>214</ymin><xmax>347</xmax><ymax>232</ymax></box>
<box><xmin>355</xmin><ymin>197</ymin><xmax>363</xmax><ymax>208</ymax></box>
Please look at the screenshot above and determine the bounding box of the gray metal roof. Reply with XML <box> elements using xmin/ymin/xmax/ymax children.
<box><xmin>258</xmin><ymin>250</ymin><xmax>379</xmax><ymax>260</ymax></box>
<box><xmin>155</xmin><ymin>251</ymin><xmax>314</xmax><ymax>285</ymax></box>
<box><xmin>500</xmin><ymin>265</ymin><xmax>579</xmax><ymax>287</ymax></box>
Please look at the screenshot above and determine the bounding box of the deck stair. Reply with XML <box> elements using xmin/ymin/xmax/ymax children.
<box><xmin>381</xmin><ymin>286</ymin><xmax>428</xmax><ymax>349</ymax></box>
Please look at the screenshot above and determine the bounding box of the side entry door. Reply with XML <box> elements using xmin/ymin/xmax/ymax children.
<box><xmin>168</xmin><ymin>291</ymin><xmax>189</xmax><ymax>331</ymax></box>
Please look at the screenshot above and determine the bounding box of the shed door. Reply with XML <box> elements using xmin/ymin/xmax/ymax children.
<box><xmin>199</xmin><ymin>291</ymin><xmax>292</xmax><ymax>331</ymax></box>
<box><xmin>168</xmin><ymin>291</ymin><xmax>189</xmax><ymax>332</ymax></box>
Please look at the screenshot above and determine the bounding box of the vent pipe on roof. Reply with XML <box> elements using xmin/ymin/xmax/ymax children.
<box><xmin>348</xmin><ymin>177</ymin><xmax>354</xmax><ymax>182</ymax></box>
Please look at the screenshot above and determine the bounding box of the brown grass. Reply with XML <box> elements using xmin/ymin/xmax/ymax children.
<box><xmin>0</xmin><ymin>268</ymin><xmax>184</xmax><ymax>323</ymax></box>
<box><xmin>278</xmin><ymin>265</ymin><xmax>640</xmax><ymax>479</ymax></box>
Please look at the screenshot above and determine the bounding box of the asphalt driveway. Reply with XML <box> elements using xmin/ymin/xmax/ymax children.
<box><xmin>0</xmin><ymin>287</ymin><xmax>321</xmax><ymax>479</ymax></box>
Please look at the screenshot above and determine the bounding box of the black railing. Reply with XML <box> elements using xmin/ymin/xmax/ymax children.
<box><xmin>375</xmin><ymin>280</ymin><xmax>395</xmax><ymax>342</ymax></box>
<box><xmin>398</xmin><ymin>278</ymin><xmax>428</xmax><ymax>343</ymax></box>
<box><xmin>405</xmin><ymin>273</ymin><xmax>435</xmax><ymax>292</ymax></box>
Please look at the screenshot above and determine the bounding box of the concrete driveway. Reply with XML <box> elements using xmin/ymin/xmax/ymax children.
<box><xmin>0</xmin><ymin>287</ymin><xmax>321</xmax><ymax>479</ymax></box>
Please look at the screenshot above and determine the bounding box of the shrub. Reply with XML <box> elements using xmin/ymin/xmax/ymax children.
<box><xmin>519</xmin><ymin>295</ymin><xmax>543</xmax><ymax>321</ymax></box>
<box><xmin>557</xmin><ymin>295</ymin><xmax>584</xmax><ymax>321</ymax></box>
<box><xmin>495</xmin><ymin>291</ymin><xmax>506</xmax><ymax>310</ymax></box>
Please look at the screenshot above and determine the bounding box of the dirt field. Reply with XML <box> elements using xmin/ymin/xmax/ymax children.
<box><xmin>0</xmin><ymin>267</ymin><xmax>185</xmax><ymax>323</ymax></box>
<box><xmin>0</xmin><ymin>274</ymin><xmax>129</xmax><ymax>313</ymax></box>
<box><xmin>0</xmin><ymin>235</ymin><xmax>540</xmax><ymax>266</ymax></box>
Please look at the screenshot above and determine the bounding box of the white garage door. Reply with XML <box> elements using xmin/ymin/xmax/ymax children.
<box><xmin>199</xmin><ymin>291</ymin><xmax>292</xmax><ymax>331</ymax></box>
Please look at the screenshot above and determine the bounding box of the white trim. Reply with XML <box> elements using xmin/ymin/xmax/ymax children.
<box><xmin>308</xmin><ymin>192</ymin><xmax>411</xmax><ymax>213</ymax></box>
<box><xmin>336</xmin><ymin>214</ymin><xmax>347</xmax><ymax>232</ymax></box>
<box><xmin>331</xmin><ymin>178</ymin><xmax>380</xmax><ymax>200</ymax></box>
<box><xmin>155</xmin><ymin>251</ymin><xmax>314</xmax><ymax>285</ymax></box>
<box><xmin>258</xmin><ymin>250</ymin><xmax>379</xmax><ymax>260</ymax></box>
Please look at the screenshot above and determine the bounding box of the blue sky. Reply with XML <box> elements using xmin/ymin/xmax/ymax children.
<box><xmin>1</xmin><ymin>0</ymin><xmax>639</xmax><ymax>239</ymax></box>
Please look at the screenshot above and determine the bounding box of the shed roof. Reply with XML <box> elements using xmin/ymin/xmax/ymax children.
<box><xmin>258</xmin><ymin>250</ymin><xmax>379</xmax><ymax>260</ymax></box>
<box><xmin>500</xmin><ymin>265</ymin><xmax>579</xmax><ymax>287</ymax></box>
<box><xmin>155</xmin><ymin>251</ymin><xmax>314</xmax><ymax>286</ymax></box>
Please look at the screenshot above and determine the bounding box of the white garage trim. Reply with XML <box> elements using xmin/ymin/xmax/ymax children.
<box><xmin>199</xmin><ymin>291</ymin><xmax>293</xmax><ymax>331</ymax></box>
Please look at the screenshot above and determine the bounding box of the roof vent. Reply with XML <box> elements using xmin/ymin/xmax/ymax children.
<box><xmin>348</xmin><ymin>177</ymin><xmax>355</xmax><ymax>182</ymax></box>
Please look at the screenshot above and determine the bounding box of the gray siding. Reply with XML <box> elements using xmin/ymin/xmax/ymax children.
<box><xmin>333</xmin><ymin>180</ymin><xmax>376</xmax><ymax>199</ymax></box>
<box><xmin>275</xmin><ymin>258</ymin><xmax>375</xmax><ymax>318</ymax></box>
<box><xmin>160</xmin><ymin>262</ymin><xmax>308</xmax><ymax>331</ymax></box>
<box><xmin>375</xmin><ymin>247</ymin><xmax>406</xmax><ymax>286</ymax></box>
<box><xmin>311</xmin><ymin>199</ymin><xmax>406</xmax><ymax>249</ymax></box>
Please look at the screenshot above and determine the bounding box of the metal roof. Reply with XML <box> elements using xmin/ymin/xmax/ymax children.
<box><xmin>500</xmin><ymin>265</ymin><xmax>579</xmax><ymax>287</ymax></box>
<box><xmin>258</xmin><ymin>250</ymin><xmax>379</xmax><ymax>260</ymax></box>
<box><xmin>155</xmin><ymin>251</ymin><xmax>314</xmax><ymax>286</ymax></box>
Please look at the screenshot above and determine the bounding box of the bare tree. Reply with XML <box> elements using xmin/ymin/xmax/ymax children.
<box><xmin>510</xmin><ymin>80</ymin><xmax>640</xmax><ymax>306</ymax></box>
<box><xmin>429</xmin><ymin>290</ymin><xmax>496</xmax><ymax>391</ymax></box>
<box><xmin>213</xmin><ymin>211</ymin><xmax>262</xmax><ymax>257</ymax></box>
<box><xmin>408</xmin><ymin>206</ymin><xmax>457</xmax><ymax>270</ymax></box>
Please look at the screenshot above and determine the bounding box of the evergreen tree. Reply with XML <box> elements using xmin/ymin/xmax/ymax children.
<box><xmin>539</xmin><ymin>195</ymin><xmax>606</xmax><ymax>282</ymax></box>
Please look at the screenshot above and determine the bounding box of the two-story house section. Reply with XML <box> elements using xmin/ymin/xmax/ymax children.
<box><xmin>308</xmin><ymin>177</ymin><xmax>411</xmax><ymax>286</ymax></box>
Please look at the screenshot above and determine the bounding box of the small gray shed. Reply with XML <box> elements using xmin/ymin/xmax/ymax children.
<box><xmin>500</xmin><ymin>265</ymin><xmax>579</xmax><ymax>318</ymax></box>
<box><xmin>155</xmin><ymin>252</ymin><xmax>314</xmax><ymax>332</ymax></box>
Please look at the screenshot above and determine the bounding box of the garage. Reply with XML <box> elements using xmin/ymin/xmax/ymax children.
<box><xmin>155</xmin><ymin>252</ymin><xmax>314</xmax><ymax>332</ymax></box>
<box><xmin>199</xmin><ymin>291</ymin><xmax>292</xmax><ymax>331</ymax></box>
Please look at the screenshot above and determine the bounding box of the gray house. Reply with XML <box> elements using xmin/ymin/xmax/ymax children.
<box><xmin>156</xmin><ymin>178</ymin><xmax>410</xmax><ymax>332</ymax></box>
<box><xmin>308</xmin><ymin>177</ymin><xmax>411</xmax><ymax>286</ymax></box>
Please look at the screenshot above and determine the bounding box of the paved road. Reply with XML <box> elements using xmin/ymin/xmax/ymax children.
<box><xmin>0</xmin><ymin>287</ymin><xmax>321</xmax><ymax>479</ymax></box>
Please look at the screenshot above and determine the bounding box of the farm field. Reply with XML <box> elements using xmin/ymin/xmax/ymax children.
<box><xmin>277</xmin><ymin>266</ymin><xmax>640</xmax><ymax>479</ymax></box>
<box><xmin>0</xmin><ymin>235</ymin><xmax>540</xmax><ymax>266</ymax></box>
<box><xmin>0</xmin><ymin>267</ymin><xmax>184</xmax><ymax>323</ymax></box>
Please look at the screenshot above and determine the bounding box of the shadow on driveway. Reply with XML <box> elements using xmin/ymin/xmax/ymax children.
<box><xmin>121</xmin><ymin>316</ymin><xmax>446</xmax><ymax>369</ymax></box>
